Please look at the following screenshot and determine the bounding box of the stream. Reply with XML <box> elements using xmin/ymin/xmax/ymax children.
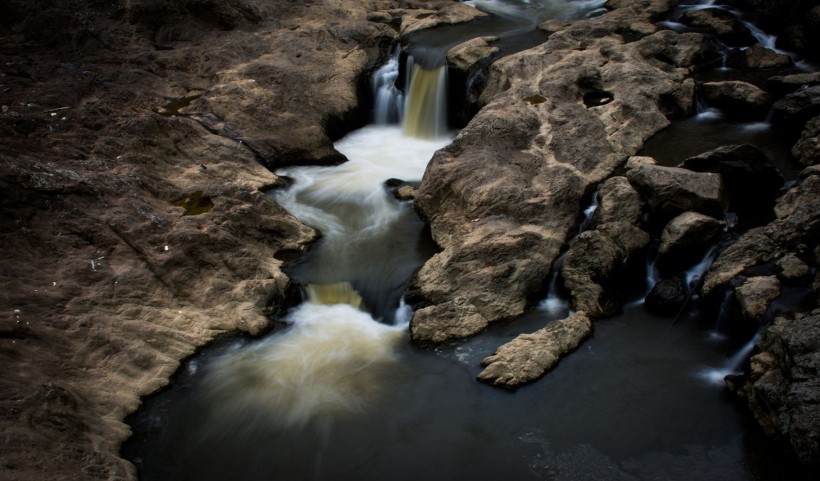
<box><xmin>123</xmin><ymin>1</ymin><xmax>814</xmax><ymax>480</ymax></box>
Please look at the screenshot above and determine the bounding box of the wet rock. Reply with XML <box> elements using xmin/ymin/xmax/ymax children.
<box><xmin>625</xmin><ymin>155</ymin><xmax>656</xmax><ymax>170</ymax></box>
<box><xmin>658</xmin><ymin>211</ymin><xmax>723</xmax><ymax>267</ymax></box>
<box><xmin>592</xmin><ymin>176</ymin><xmax>646</xmax><ymax>226</ymax></box>
<box><xmin>699</xmin><ymin>80</ymin><xmax>770</xmax><ymax>118</ymax></box>
<box><xmin>742</xmin><ymin>311</ymin><xmax>820</xmax><ymax>470</ymax></box>
<box><xmin>410</xmin><ymin>11</ymin><xmax>708</xmax><ymax>339</ymax></box>
<box><xmin>645</xmin><ymin>274</ymin><xmax>688</xmax><ymax>315</ymax></box>
<box><xmin>775</xmin><ymin>253</ymin><xmax>811</xmax><ymax>284</ymax></box>
<box><xmin>477</xmin><ymin>311</ymin><xmax>592</xmax><ymax>388</ymax></box>
<box><xmin>400</xmin><ymin>2</ymin><xmax>487</xmax><ymax>35</ymax></box>
<box><xmin>772</xmin><ymin>85</ymin><xmax>820</xmax><ymax>128</ymax></box>
<box><xmin>703</xmin><ymin>170</ymin><xmax>820</xmax><ymax>298</ymax></box>
<box><xmin>792</xmin><ymin>115</ymin><xmax>820</xmax><ymax>167</ymax></box>
<box><xmin>680</xmin><ymin>8</ymin><xmax>755</xmax><ymax>47</ymax></box>
<box><xmin>446</xmin><ymin>36</ymin><xmax>500</xmax><ymax>73</ymax></box>
<box><xmin>681</xmin><ymin>144</ymin><xmax>784</xmax><ymax>226</ymax></box>
<box><xmin>626</xmin><ymin>164</ymin><xmax>725</xmax><ymax>219</ymax></box>
<box><xmin>743</xmin><ymin>44</ymin><xmax>792</xmax><ymax>69</ymax></box>
<box><xmin>735</xmin><ymin>275</ymin><xmax>781</xmax><ymax>320</ymax></box>
<box><xmin>409</xmin><ymin>298</ymin><xmax>491</xmax><ymax>344</ymax></box>
<box><xmin>767</xmin><ymin>72</ymin><xmax>820</xmax><ymax>98</ymax></box>
<box><xmin>561</xmin><ymin>222</ymin><xmax>649</xmax><ymax>318</ymax></box>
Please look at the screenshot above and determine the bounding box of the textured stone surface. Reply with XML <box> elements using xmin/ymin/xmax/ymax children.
<box><xmin>478</xmin><ymin>311</ymin><xmax>592</xmax><ymax>388</ymax></box>
<box><xmin>409</xmin><ymin>2</ymin><xmax>704</xmax><ymax>341</ymax></box>
<box><xmin>626</xmin><ymin>164</ymin><xmax>726</xmax><ymax>219</ymax></box>
<box><xmin>735</xmin><ymin>276</ymin><xmax>782</xmax><ymax>320</ymax></box>
<box><xmin>700</xmin><ymin>81</ymin><xmax>770</xmax><ymax>118</ymax></box>
<box><xmin>792</xmin><ymin>115</ymin><xmax>820</xmax><ymax>167</ymax></box>
<box><xmin>592</xmin><ymin>176</ymin><xmax>646</xmax><ymax>227</ymax></box>
<box><xmin>658</xmin><ymin>211</ymin><xmax>723</xmax><ymax>261</ymax></box>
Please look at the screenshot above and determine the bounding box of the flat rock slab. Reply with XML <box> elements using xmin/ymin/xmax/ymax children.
<box><xmin>478</xmin><ymin>311</ymin><xmax>592</xmax><ymax>388</ymax></box>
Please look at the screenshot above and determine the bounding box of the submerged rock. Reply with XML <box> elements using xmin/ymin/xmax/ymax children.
<box><xmin>477</xmin><ymin>311</ymin><xmax>592</xmax><ymax>388</ymax></box>
<box><xmin>645</xmin><ymin>274</ymin><xmax>689</xmax><ymax>315</ymax></box>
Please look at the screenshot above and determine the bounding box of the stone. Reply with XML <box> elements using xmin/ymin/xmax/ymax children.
<box><xmin>400</xmin><ymin>2</ymin><xmax>487</xmax><ymax>35</ymax></box>
<box><xmin>477</xmin><ymin>312</ymin><xmax>592</xmax><ymax>388</ymax></box>
<box><xmin>560</xmin><ymin>222</ymin><xmax>649</xmax><ymax>318</ymax></box>
<box><xmin>625</xmin><ymin>155</ymin><xmax>656</xmax><ymax>170</ymax></box>
<box><xmin>592</xmin><ymin>176</ymin><xmax>646</xmax><ymax>226</ymax></box>
<box><xmin>742</xmin><ymin>312</ymin><xmax>820</xmax><ymax>469</ymax></box>
<box><xmin>680</xmin><ymin>8</ymin><xmax>755</xmax><ymax>46</ymax></box>
<box><xmin>735</xmin><ymin>276</ymin><xmax>781</xmax><ymax>320</ymax></box>
<box><xmin>699</xmin><ymin>81</ymin><xmax>770</xmax><ymax>118</ymax></box>
<box><xmin>743</xmin><ymin>43</ymin><xmax>792</xmax><ymax>69</ymax></box>
<box><xmin>775</xmin><ymin>253</ymin><xmax>812</xmax><ymax>284</ymax></box>
<box><xmin>767</xmin><ymin>72</ymin><xmax>820</xmax><ymax>98</ymax></box>
<box><xmin>446</xmin><ymin>36</ymin><xmax>500</xmax><ymax>73</ymax></box>
<box><xmin>645</xmin><ymin>274</ymin><xmax>689</xmax><ymax>315</ymax></box>
<box><xmin>658</xmin><ymin>211</ymin><xmax>723</xmax><ymax>265</ymax></box>
<box><xmin>681</xmin><ymin>144</ymin><xmax>784</xmax><ymax>226</ymax></box>
<box><xmin>792</xmin><ymin>115</ymin><xmax>820</xmax><ymax>167</ymax></box>
<box><xmin>626</xmin><ymin>164</ymin><xmax>726</xmax><ymax>219</ymax></box>
<box><xmin>410</xmin><ymin>11</ymin><xmax>707</xmax><ymax>340</ymax></box>
<box><xmin>702</xmin><ymin>173</ymin><xmax>820</xmax><ymax>298</ymax></box>
<box><xmin>773</xmin><ymin>85</ymin><xmax>820</xmax><ymax>128</ymax></box>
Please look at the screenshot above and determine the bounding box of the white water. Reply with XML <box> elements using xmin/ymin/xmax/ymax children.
<box><xmin>698</xmin><ymin>333</ymin><xmax>760</xmax><ymax>385</ymax></box>
<box><xmin>373</xmin><ymin>46</ymin><xmax>403</xmax><ymax>125</ymax></box>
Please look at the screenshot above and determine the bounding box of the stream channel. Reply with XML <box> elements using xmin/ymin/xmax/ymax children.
<box><xmin>124</xmin><ymin>1</ymin><xmax>814</xmax><ymax>480</ymax></box>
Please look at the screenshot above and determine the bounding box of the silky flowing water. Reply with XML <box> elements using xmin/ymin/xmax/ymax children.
<box><xmin>124</xmin><ymin>1</ymin><xmax>813</xmax><ymax>480</ymax></box>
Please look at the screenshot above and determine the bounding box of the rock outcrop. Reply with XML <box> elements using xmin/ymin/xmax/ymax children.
<box><xmin>408</xmin><ymin>0</ymin><xmax>706</xmax><ymax>343</ymax></box>
<box><xmin>477</xmin><ymin>311</ymin><xmax>592</xmax><ymax>388</ymax></box>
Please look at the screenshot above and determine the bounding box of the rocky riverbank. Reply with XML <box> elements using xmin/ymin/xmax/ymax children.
<box><xmin>1</xmin><ymin>0</ymin><xmax>818</xmax><ymax>479</ymax></box>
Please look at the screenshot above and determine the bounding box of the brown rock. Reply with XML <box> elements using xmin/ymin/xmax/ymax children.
<box><xmin>626</xmin><ymin>164</ymin><xmax>726</xmax><ymax>218</ymax></box>
<box><xmin>735</xmin><ymin>276</ymin><xmax>781</xmax><ymax>320</ymax></box>
<box><xmin>700</xmin><ymin>81</ymin><xmax>770</xmax><ymax>118</ymax></box>
<box><xmin>592</xmin><ymin>176</ymin><xmax>646</xmax><ymax>226</ymax></box>
<box><xmin>658</xmin><ymin>211</ymin><xmax>723</xmax><ymax>261</ymax></box>
<box><xmin>792</xmin><ymin>115</ymin><xmax>820</xmax><ymax>167</ymax></box>
<box><xmin>477</xmin><ymin>312</ymin><xmax>592</xmax><ymax>388</ymax></box>
<box><xmin>744</xmin><ymin>43</ymin><xmax>793</xmax><ymax>69</ymax></box>
<box><xmin>775</xmin><ymin>253</ymin><xmax>812</xmax><ymax>284</ymax></box>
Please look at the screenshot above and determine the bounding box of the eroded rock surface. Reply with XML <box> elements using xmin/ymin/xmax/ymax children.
<box><xmin>409</xmin><ymin>0</ymin><xmax>705</xmax><ymax>342</ymax></box>
<box><xmin>477</xmin><ymin>311</ymin><xmax>592</xmax><ymax>388</ymax></box>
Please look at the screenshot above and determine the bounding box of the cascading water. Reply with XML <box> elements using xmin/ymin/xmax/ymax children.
<box><xmin>124</xmin><ymin>2</ymin><xmax>814</xmax><ymax>480</ymax></box>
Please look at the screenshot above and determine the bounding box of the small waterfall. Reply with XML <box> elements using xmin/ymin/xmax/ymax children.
<box><xmin>373</xmin><ymin>46</ymin><xmax>403</xmax><ymax>125</ymax></box>
<box><xmin>403</xmin><ymin>62</ymin><xmax>448</xmax><ymax>139</ymax></box>
<box><xmin>538</xmin><ymin>253</ymin><xmax>569</xmax><ymax>316</ymax></box>
<box><xmin>698</xmin><ymin>332</ymin><xmax>760</xmax><ymax>385</ymax></box>
<box><xmin>685</xmin><ymin>245</ymin><xmax>718</xmax><ymax>292</ymax></box>
<box><xmin>708</xmin><ymin>290</ymin><xmax>733</xmax><ymax>341</ymax></box>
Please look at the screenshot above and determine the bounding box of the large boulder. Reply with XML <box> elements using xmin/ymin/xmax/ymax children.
<box><xmin>681</xmin><ymin>144</ymin><xmax>784</xmax><ymax>226</ymax></box>
<box><xmin>561</xmin><ymin>222</ymin><xmax>649</xmax><ymax>318</ymax></box>
<box><xmin>742</xmin><ymin>311</ymin><xmax>820</xmax><ymax>471</ymax></box>
<box><xmin>772</xmin><ymin>85</ymin><xmax>820</xmax><ymax>128</ymax></box>
<box><xmin>734</xmin><ymin>275</ymin><xmax>782</xmax><ymax>321</ymax></box>
<box><xmin>699</xmin><ymin>81</ymin><xmax>770</xmax><ymax>118</ymax></box>
<box><xmin>477</xmin><ymin>311</ymin><xmax>592</xmax><ymax>388</ymax></box>
<box><xmin>742</xmin><ymin>43</ymin><xmax>792</xmax><ymax>69</ymax></box>
<box><xmin>767</xmin><ymin>72</ymin><xmax>820</xmax><ymax>98</ymax></box>
<box><xmin>657</xmin><ymin>211</ymin><xmax>723</xmax><ymax>270</ymax></box>
<box><xmin>409</xmin><ymin>2</ymin><xmax>706</xmax><ymax>342</ymax></box>
<box><xmin>592</xmin><ymin>175</ymin><xmax>647</xmax><ymax>227</ymax></box>
<box><xmin>680</xmin><ymin>7</ymin><xmax>755</xmax><ymax>46</ymax></box>
<box><xmin>626</xmin><ymin>164</ymin><xmax>726</xmax><ymax>219</ymax></box>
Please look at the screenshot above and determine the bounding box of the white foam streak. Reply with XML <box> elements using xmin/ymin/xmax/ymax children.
<box><xmin>201</xmin><ymin>303</ymin><xmax>406</xmax><ymax>428</ymax></box>
<box><xmin>698</xmin><ymin>333</ymin><xmax>760</xmax><ymax>385</ymax></box>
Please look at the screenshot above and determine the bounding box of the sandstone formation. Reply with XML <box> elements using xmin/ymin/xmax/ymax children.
<box><xmin>735</xmin><ymin>276</ymin><xmax>782</xmax><ymax>320</ymax></box>
<box><xmin>591</xmin><ymin>176</ymin><xmax>646</xmax><ymax>227</ymax></box>
<box><xmin>657</xmin><ymin>211</ymin><xmax>723</xmax><ymax>265</ymax></box>
<box><xmin>408</xmin><ymin>0</ymin><xmax>706</xmax><ymax>343</ymax></box>
<box><xmin>699</xmin><ymin>80</ymin><xmax>770</xmax><ymax>118</ymax></box>
<box><xmin>625</xmin><ymin>164</ymin><xmax>725</xmax><ymax>219</ymax></box>
<box><xmin>477</xmin><ymin>311</ymin><xmax>592</xmax><ymax>388</ymax></box>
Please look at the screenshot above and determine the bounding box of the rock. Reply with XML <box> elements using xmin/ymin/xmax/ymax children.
<box><xmin>625</xmin><ymin>155</ymin><xmax>656</xmax><ymax>170</ymax></box>
<box><xmin>792</xmin><ymin>115</ymin><xmax>820</xmax><ymax>167</ymax></box>
<box><xmin>735</xmin><ymin>275</ymin><xmax>781</xmax><ymax>320</ymax></box>
<box><xmin>645</xmin><ymin>274</ymin><xmax>689</xmax><ymax>315</ymax></box>
<box><xmin>681</xmin><ymin>144</ymin><xmax>784</xmax><ymax>226</ymax></box>
<box><xmin>767</xmin><ymin>72</ymin><xmax>820</xmax><ymax>98</ymax></box>
<box><xmin>592</xmin><ymin>176</ymin><xmax>646</xmax><ymax>226</ymax></box>
<box><xmin>772</xmin><ymin>85</ymin><xmax>820</xmax><ymax>128</ymax></box>
<box><xmin>561</xmin><ymin>222</ymin><xmax>649</xmax><ymax>318</ymax></box>
<box><xmin>680</xmin><ymin>8</ymin><xmax>755</xmax><ymax>46</ymax></box>
<box><xmin>743</xmin><ymin>43</ymin><xmax>792</xmax><ymax>69</ymax></box>
<box><xmin>775</xmin><ymin>253</ymin><xmax>812</xmax><ymax>284</ymax></box>
<box><xmin>626</xmin><ymin>164</ymin><xmax>726</xmax><ymax>219</ymax></box>
<box><xmin>699</xmin><ymin>81</ymin><xmax>770</xmax><ymax>118</ymax></box>
<box><xmin>477</xmin><ymin>312</ymin><xmax>592</xmax><ymax>388</ymax></box>
<box><xmin>400</xmin><ymin>2</ymin><xmax>487</xmax><ymax>35</ymax></box>
<box><xmin>702</xmin><ymin>172</ymin><xmax>820</xmax><ymax>298</ymax></box>
<box><xmin>742</xmin><ymin>312</ymin><xmax>820</xmax><ymax>470</ymax></box>
<box><xmin>446</xmin><ymin>36</ymin><xmax>500</xmax><ymax>73</ymax></box>
<box><xmin>658</xmin><ymin>211</ymin><xmax>723</xmax><ymax>268</ymax></box>
<box><xmin>409</xmin><ymin>10</ymin><xmax>708</xmax><ymax>340</ymax></box>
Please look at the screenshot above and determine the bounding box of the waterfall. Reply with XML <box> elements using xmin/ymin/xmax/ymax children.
<box><xmin>372</xmin><ymin>46</ymin><xmax>403</xmax><ymax>125</ymax></box>
<box><xmin>402</xmin><ymin>63</ymin><xmax>448</xmax><ymax>139</ymax></box>
<box><xmin>698</xmin><ymin>332</ymin><xmax>760</xmax><ymax>385</ymax></box>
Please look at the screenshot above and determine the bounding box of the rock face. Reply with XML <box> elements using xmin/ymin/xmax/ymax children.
<box><xmin>477</xmin><ymin>311</ymin><xmax>592</xmax><ymax>388</ymax></box>
<box><xmin>409</xmin><ymin>1</ymin><xmax>706</xmax><ymax>343</ymax></box>
<box><xmin>792</xmin><ymin>116</ymin><xmax>820</xmax><ymax>167</ymax></box>
<box><xmin>743</xmin><ymin>311</ymin><xmax>820</xmax><ymax>470</ymax></box>
<box><xmin>0</xmin><ymin>0</ymin><xmax>456</xmax><ymax>480</ymax></box>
